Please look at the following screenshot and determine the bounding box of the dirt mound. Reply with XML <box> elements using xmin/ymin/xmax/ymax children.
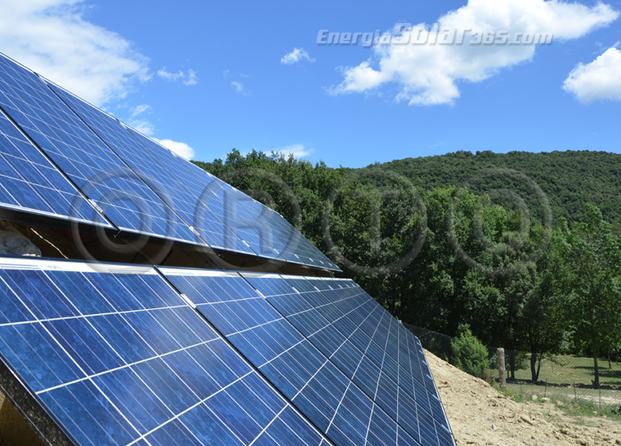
<box><xmin>425</xmin><ymin>350</ymin><xmax>621</xmax><ymax>446</ymax></box>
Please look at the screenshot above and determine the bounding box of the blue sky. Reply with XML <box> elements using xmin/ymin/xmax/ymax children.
<box><xmin>1</xmin><ymin>0</ymin><xmax>620</xmax><ymax>168</ymax></box>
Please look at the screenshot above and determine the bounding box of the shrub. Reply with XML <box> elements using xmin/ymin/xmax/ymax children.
<box><xmin>451</xmin><ymin>325</ymin><xmax>491</xmax><ymax>379</ymax></box>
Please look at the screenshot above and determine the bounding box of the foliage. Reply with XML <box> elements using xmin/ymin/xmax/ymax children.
<box><xmin>194</xmin><ymin>149</ymin><xmax>621</xmax><ymax>383</ymax></box>
<box><xmin>450</xmin><ymin>325</ymin><xmax>492</xmax><ymax>379</ymax></box>
<box><xmin>374</xmin><ymin>150</ymin><xmax>621</xmax><ymax>231</ymax></box>
<box><xmin>556</xmin><ymin>205</ymin><xmax>621</xmax><ymax>387</ymax></box>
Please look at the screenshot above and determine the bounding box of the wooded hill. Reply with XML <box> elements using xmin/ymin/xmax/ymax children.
<box><xmin>372</xmin><ymin>150</ymin><xmax>621</xmax><ymax>229</ymax></box>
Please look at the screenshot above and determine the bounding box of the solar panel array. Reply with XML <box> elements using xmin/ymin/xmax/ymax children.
<box><xmin>160</xmin><ymin>268</ymin><xmax>455</xmax><ymax>446</ymax></box>
<box><xmin>0</xmin><ymin>258</ymin><xmax>455</xmax><ymax>446</ymax></box>
<box><xmin>0</xmin><ymin>52</ymin><xmax>455</xmax><ymax>446</ymax></box>
<box><xmin>0</xmin><ymin>258</ymin><xmax>331</xmax><ymax>446</ymax></box>
<box><xmin>0</xmin><ymin>52</ymin><xmax>338</xmax><ymax>271</ymax></box>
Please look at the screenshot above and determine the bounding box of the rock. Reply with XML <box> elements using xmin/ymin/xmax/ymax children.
<box><xmin>492</xmin><ymin>424</ymin><xmax>498</xmax><ymax>431</ymax></box>
<box><xmin>0</xmin><ymin>221</ymin><xmax>41</xmax><ymax>256</ymax></box>
<box><xmin>541</xmin><ymin>397</ymin><xmax>550</xmax><ymax>403</ymax></box>
<box><xmin>531</xmin><ymin>395</ymin><xmax>538</xmax><ymax>401</ymax></box>
<box><xmin>520</xmin><ymin>415</ymin><xmax>535</xmax><ymax>425</ymax></box>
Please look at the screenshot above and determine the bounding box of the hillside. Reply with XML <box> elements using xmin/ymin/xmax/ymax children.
<box><xmin>425</xmin><ymin>350</ymin><xmax>621</xmax><ymax>446</ymax></box>
<box><xmin>372</xmin><ymin>150</ymin><xmax>621</xmax><ymax>228</ymax></box>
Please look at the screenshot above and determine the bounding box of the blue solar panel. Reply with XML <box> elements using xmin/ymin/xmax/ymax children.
<box><xmin>0</xmin><ymin>258</ymin><xmax>329</xmax><ymax>446</ymax></box>
<box><xmin>128</xmin><ymin>129</ymin><xmax>296</xmax><ymax>263</ymax></box>
<box><xmin>199</xmin><ymin>176</ymin><xmax>338</xmax><ymax>270</ymax></box>
<box><xmin>45</xmin><ymin>83</ymin><xmax>263</xmax><ymax>258</ymax></box>
<box><xmin>128</xmin><ymin>127</ymin><xmax>338</xmax><ymax>270</ymax></box>
<box><xmin>127</xmin><ymin>127</ymin><xmax>283</xmax><ymax>260</ymax></box>
<box><xmin>161</xmin><ymin>268</ymin><xmax>445</xmax><ymax>446</ymax></box>
<box><xmin>0</xmin><ymin>108</ymin><xmax>109</xmax><ymax>226</ymax></box>
<box><xmin>0</xmin><ymin>54</ymin><xmax>195</xmax><ymax>243</ymax></box>
<box><xmin>243</xmin><ymin>274</ymin><xmax>456</xmax><ymax>446</ymax></box>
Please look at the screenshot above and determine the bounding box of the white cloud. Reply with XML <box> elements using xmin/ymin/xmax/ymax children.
<box><xmin>157</xmin><ymin>67</ymin><xmax>198</xmax><ymax>85</ymax></box>
<box><xmin>130</xmin><ymin>104</ymin><xmax>151</xmax><ymax>118</ymax></box>
<box><xmin>129</xmin><ymin>119</ymin><xmax>155</xmax><ymax>136</ymax></box>
<box><xmin>154</xmin><ymin>138</ymin><xmax>196</xmax><ymax>160</ymax></box>
<box><xmin>0</xmin><ymin>0</ymin><xmax>150</xmax><ymax>107</ymax></box>
<box><xmin>330</xmin><ymin>0</ymin><xmax>618</xmax><ymax>106</ymax></box>
<box><xmin>231</xmin><ymin>81</ymin><xmax>250</xmax><ymax>95</ymax></box>
<box><xmin>563</xmin><ymin>46</ymin><xmax>621</xmax><ymax>104</ymax></box>
<box><xmin>274</xmin><ymin>144</ymin><xmax>314</xmax><ymax>158</ymax></box>
<box><xmin>281</xmin><ymin>48</ymin><xmax>315</xmax><ymax>65</ymax></box>
<box><xmin>183</xmin><ymin>69</ymin><xmax>197</xmax><ymax>86</ymax></box>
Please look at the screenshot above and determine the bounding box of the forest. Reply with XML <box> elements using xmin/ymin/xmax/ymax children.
<box><xmin>193</xmin><ymin>149</ymin><xmax>621</xmax><ymax>387</ymax></box>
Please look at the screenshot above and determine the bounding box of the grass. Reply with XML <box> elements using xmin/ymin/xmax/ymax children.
<box><xmin>491</xmin><ymin>354</ymin><xmax>621</xmax><ymax>405</ymax></box>
<box><xmin>493</xmin><ymin>381</ymin><xmax>621</xmax><ymax>422</ymax></box>
<box><xmin>510</xmin><ymin>354</ymin><xmax>621</xmax><ymax>387</ymax></box>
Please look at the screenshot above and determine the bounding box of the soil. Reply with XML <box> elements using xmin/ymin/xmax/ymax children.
<box><xmin>425</xmin><ymin>350</ymin><xmax>621</xmax><ymax>446</ymax></box>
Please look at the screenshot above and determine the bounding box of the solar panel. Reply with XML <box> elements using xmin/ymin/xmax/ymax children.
<box><xmin>129</xmin><ymin>129</ymin><xmax>336</xmax><ymax>268</ymax></box>
<box><xmin>127</xmin><ymin>127</ymin><xmax>282</xmax><ymax>260</ymax></box>
<box><xmin>161</xmin><ymin>268</ymin><xmax>451</xmax><ymax>446</ymax></box>
<box><xmin>127</xmin><ymin>128</ymin><xmax>338</xmax><ymax>271</ymax></box>
<box><xmin>45</xmin><ymin>83</ymin><xmax>269</xmax><ymax>258</ymax></box>
<box><xmin>253</xmin><ymin>275</ymin><xmax>455</xmax><ymax>446</ymax></box>
<box><xmin>0</xmin><ymin>258</ymin><xmax>330</xmax><ymax>446</ymax></box>
<box><xmin>0</xmin><ymin>108</ymin><xmax>109</xmax><ymax>226</ymax></box>
<box><xmin>198</xmin><ymin>175</ymin><xmax>338</xmax><ymax>271</ymax></box>
<box><xmin>0</xmin><ymin>54</ymin><xmax>196</xmax><ymax>244</ymax></box>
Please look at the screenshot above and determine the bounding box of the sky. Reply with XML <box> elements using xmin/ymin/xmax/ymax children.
<box><xmin>0</xmin><ymin>0</ymin><xmax>620</xmax><ymax>168</ymax></box>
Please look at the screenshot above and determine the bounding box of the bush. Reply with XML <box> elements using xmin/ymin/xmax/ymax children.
<box><xmin>451</xmin><ymin>325</ymin><xmax>491</xmax><ymax>379</ymax></box>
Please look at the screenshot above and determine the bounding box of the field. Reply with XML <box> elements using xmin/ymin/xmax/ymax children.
<box><xmin>503</xmin><ymin>355</ymin><xmax>621</xmax><ymax>406</ymax></box>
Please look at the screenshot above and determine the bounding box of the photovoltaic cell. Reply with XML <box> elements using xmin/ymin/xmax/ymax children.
<box><xmin>161</xmin><ymin>268</ymin><xmax>435</xmax><ymax>446</ymax></box>
<box><xmin>0</xmin><ymin>258</ymin><xmax>329</xmax><ymax>446</ymax></box>
<box><xmin>128</xmin><ymin>127</ymin><xmax>281</xmax><ymax>259</ymax></box>
<box><xmin>199</xmin><ymin>174</ymin><xmax>338</xmax><ymax>270</ymax></box>
<box><xmin>0</xmin><ymin>108</ymin><xmax>109</xmax><ymax>226</ymax></box>
<box><xmin>0</xmin><ymin>54</ymin><xmax>195</xmax><ymax>243</ymax></box>
<box><xmin>301</xmin><ymin>279</ymin><xmax>454</xmax><ymax>445</ymax></box>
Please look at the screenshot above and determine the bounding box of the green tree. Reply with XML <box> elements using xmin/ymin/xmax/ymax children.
<box><xmin>450</xmin><ymin>325</ymin><xmax>491</xmax><ymax>379</ymax></box>
<box><xmin>520</xmin><ymin>227</ymin><xmax>567</xmax><ymax>382</ymax></box>
<box><xmin>560</xmin><ymin>205</ymin><xmax>621</xmax><ymax>388</ymax></box>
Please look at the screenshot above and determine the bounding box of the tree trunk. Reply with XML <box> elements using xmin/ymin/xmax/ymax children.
<box><xmin>530</xmin><ymin>351</ymin><xmax>539</xmax><ymax>382</ymax></box>
<box><xmin>609</xmin><ymin>346</ymin><xmax>612</xmax><ymax>369</ymax></box>
<box><xmin>509</xmin><ymin>351</ymin><xmax>516</xmax><ymax>380</ymax></box>
<box><xmin>536</xmin><ymin>354</ymin><xmax>543</xmax><ymax>382</ymax></box>
<box><xmin>593</xmin><ymin>354</ymin><xmax>599</xmax><ymax>389</ymax></box>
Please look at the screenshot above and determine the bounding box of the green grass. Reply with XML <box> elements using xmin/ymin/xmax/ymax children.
<box><xmin>509</xmin><ymin>355</ymin><xmax>621</xmax><ymax>387</ymax></box>
<box><xmin>490</xmin><ymin>355</ymin><xmax>621</xmax><ymax>406</ymax></box>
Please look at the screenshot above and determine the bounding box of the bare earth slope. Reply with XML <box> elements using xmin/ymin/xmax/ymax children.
<box><xmin>425</xmin><ymin>350</ymin><xmax>621</xmax><ymax>446</ymax></box>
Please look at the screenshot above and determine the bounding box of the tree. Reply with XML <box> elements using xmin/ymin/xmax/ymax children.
<box><xmin>560</xmin><ymin>205</ymin><xmax>621</xmax><ymax>388</ymax></box>
<box><xmin>519</xmin><ymin>227</ymin><xmax>567</xmax><ymax>382</ymax></box>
